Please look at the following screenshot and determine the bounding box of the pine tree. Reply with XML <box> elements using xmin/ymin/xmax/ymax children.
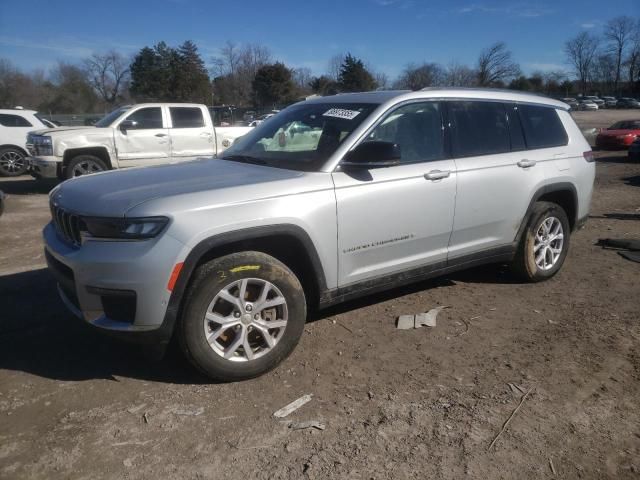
<box><xmin>252</xmin><ymin>62</ymin><xmax>296</xmax><ymax>108</ymax></box>
<box><xmin>337</xmin><ymin>54</ymin><xmax>377</xmax><ymax>92</ymax></box>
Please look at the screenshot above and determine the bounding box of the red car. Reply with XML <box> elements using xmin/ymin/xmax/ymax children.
<box><xmin>595</xmin><ymin>120</ymin><xmax>640</xmax><ymax>149</ymax></box>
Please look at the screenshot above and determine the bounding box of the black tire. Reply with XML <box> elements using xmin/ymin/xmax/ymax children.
<box><xmin>178</xmin><ymin>251</ymin><xmax>307</xmax><ymax>382</ymax></box>
<box><xmin>0</xmin><ymin>147</ymin><xmax>28</xmax><ymax>177</ymax></box>
<box><xmin>65</xmin><ymin>155</ymin><xmax>108</xmax><ymax>179</ymax></box>
<box><xmin>512</xmin><ymin>201</ymin><xmax>571</xmax><ymax>282</ymax></box>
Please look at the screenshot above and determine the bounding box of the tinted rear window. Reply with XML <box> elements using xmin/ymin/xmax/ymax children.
<box><xmin>449</xmin><ymin>101</ymin><xmax>510</xmax><ymax>157</ymax></box>
<box><xmin>518</xmin><ymin>105</ymin><xmax>568</xmax><ymax>149</ymax></box>
<box><xmin>0</xmin><ymin>114</ymin><xmax>32</xmax><ymax>127</ymax></box>
<box><xmin>170</xmin><ymin>107</ymin><xmax>205</xmax><ymax>128</ymax></box>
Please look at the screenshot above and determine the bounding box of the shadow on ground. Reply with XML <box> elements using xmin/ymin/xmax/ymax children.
<box><xmin>0</xmin><ymin>267</ymin><xmax>204</xmax><ymax>384</ymax></box>
<box><xmin>623</xmin><ymin>175</ymin><xmax>640</xmax><ymax>187</ymax></box>
<box><xmin>1</xmin><ymin>262</ymin><xmax>518</xmax><ymax>383</ymax></box>
<box><xmin>0</xmin><ymin>177</ymin><xmax>58</xmax><ymax>195</ymax></box>
<box><xmin>595</xmin><ymin>153</ymin><xmax>635</xmax><ymax>164</ymax></box>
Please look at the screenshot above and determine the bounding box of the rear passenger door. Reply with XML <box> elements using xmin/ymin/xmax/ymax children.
<box><xmin>168</xmin><ymin>106</ymin><xmax>215</xmax><ymax>161</ymax></box>
<box><xmin>446</xmin><ymin>101</ymin><xmax>546</xmax><ymax>261</ymax></box>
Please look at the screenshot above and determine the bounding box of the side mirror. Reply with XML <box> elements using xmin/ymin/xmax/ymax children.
<box><xmin>341</xmin><ymin>141</ymin><xmax>401</xmax><ymax>168</ymax></box>
<box><xmin>119</xmin><ymin>119</ymin><xmax>138</xmax><ymax>131</ymax></box>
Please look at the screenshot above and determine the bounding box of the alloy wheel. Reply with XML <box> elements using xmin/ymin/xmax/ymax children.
<box><xmin>0</xmin><ymin>151</ymin><xmax>26</xmax><ymax>174</ymax></box>
<box><xmin>71</xmin><ymin>159</ymin><xmax>105</xmax><ymax>177</ymax></box>
<box><xmin>533</xmin><ymin>216</ymin><xmax>564</xmax><ymax>271</ymax></box>
<box><xmin>203</xmin><ymin>278</ymin><xmax>288</xmax><ymax>362</ymax></box>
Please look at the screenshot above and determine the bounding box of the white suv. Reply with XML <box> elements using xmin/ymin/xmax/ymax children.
<box><xmin>0</xmin><ymin>108</ymin><xmax>52</xmax><ymax>176</ymax></box>
<box><xmin>44</xmin><ymin>89</ymin><xmax>595</xmax><ymax>381</ymax></box>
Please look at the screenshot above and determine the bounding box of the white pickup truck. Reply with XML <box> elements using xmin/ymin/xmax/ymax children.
<box><xmin>28</xmin><ymin>103</ymin><xmax>252</xmax><ymax>180</ymax></box>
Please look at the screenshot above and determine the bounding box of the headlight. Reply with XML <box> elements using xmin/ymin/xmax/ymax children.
<box><xmin>82</xmin><ymin>216</ymin><xmax>169</xmax><ymax>240</ymax></box>
<box><xmin>35</xmin><ymin>136</ymin><xmax>52</xmax><ymax>145</ymax></box>
<box><xmin>34</xmin><ymin>135</ymin><xmax>53</xmax><ymax>155</ymax></box>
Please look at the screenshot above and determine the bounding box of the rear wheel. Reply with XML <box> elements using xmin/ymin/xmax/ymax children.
<box><xmin>178</xmin><ymin>251</ymin><xmax>307</xmax><ymax>381</ymax></box>
<box><xmin>0</xmin><ymin>147</ymin><xmax>28</xmax><ymax>176</ymax></box>
<box><xmin>512</xmin><ymin>202</ymin><xmax>570</xmax><ymax>282</ymax></box>
<box><xmin>65</xmin><ymin>155</ymin><xmax>107</xmax><ymax>179</ymax></box>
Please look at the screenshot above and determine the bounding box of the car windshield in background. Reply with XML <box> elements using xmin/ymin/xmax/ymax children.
<box><xmin>95</xmin><ymin>107</ymin><xmax>131</xmax><ymax>128</ymax></box>
<box><xmin>221</xmin><ymin>103</ymin><xmax>378</xmax><ymax>171</ymax></box>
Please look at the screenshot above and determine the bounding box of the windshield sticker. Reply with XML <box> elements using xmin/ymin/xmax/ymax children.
<box><xmin>323</xmin><ymin>108</ymin><xmax>361</xmax><ymax>120</ymax></box>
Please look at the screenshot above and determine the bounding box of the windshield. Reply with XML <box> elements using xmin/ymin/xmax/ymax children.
<box><xmin>95</xmin><ymin>106</ymin><xmax>131</xmax><ymax>128</ymax></box>
<box><xmin>221</xmin><ymin>102</ymin><xmax>378</xmax><ymax>171</ymax></box>
<box><xmin>610</xmin><ymin>121</ymin><xmax>640</xmax><ymax>130</ymax></box>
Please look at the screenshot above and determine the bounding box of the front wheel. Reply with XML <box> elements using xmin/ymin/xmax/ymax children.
<box><xmin>512</xmin><ymin>202</ymin><xmax>571</xmax><ymax>282</ymax></box>
<box><xmin>0</xmin><ymin>147</ymin><xmax>28</xmax><ymax>176</ymax></box>
<box><xmin>65</xmin><ymin>155</ymin><xmax>107</xmax><ymax>179</ymax></box>
<box><xmin>178</xmin><ymin>251</ymin><xmax>307</xmax><ymax>381</ymax></box>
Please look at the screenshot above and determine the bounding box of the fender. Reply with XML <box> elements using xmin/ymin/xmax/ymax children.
<box><xmin>157</xmin><ymin>224</ymin><xmax>328</xmax><ymax>344</ymax></box>
<box><xmin>513</xmin><ymin>182</ymin><xmax>579</xmax><ymax>246</ymax></box>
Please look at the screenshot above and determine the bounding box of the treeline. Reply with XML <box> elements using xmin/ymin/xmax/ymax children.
<box><xmin>0</xmin><ymin>15</ymin><xmax>638</xmax><ymax>114</ymax></box>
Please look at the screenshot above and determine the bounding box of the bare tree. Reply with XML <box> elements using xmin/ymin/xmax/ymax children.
<box><xmin>212</xmin><ymin>41</ymin><xmax>242</xmax><ymax>77</ymax></box>
<box><xmin>476</xmin><ymin>42</ymin><xmax>520</xmax><ymax>87</ymax></box>
<box><xmin>565</xmin><ymin>32</ymin><xmax>600</xmax><ymax>94</ymax></box>
<box><xmin>211</xmin><ymin>43</ymin><xmax>272</xmax><ymax>105</ymax></box>
<box><xmin>394</xmin><ymin>62</ymin><xmax>445</xmax><ymax>90</ymax></box>
<box><xmin>327</xmin><ymin>54</ymin><xmax>344</xmax><ymax>81</ymax></box>
<box><xmin>84</xmin><ymin>51</ymin><xmax>130</xmax><ymax>106</ymax></box>
<box><xmin>604</xmin><ymin>16</ymin><xmax>637</xmax><ymax>93</ymax></box>
<box><xmin>444</xmin><ymin>62</ymin><xmax>477</xmax><ymax>87</ymax></box>
<box><xmin>291</xmin><ymin>67</ymin><xmax>313</xmax><ymax>94</ymax></box>
<box><xmin>623</xmin><ymin>19</ymin><xmax>640</xmax><ymax>93</ymax></box>
<box><xmin>374</xmin><ymin>71</ymin><xmax>390</xmax><ymax>90</ymax></box>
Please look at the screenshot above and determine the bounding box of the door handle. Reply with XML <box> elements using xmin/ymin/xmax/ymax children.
<box><xmin>155</xmin><ymin>133</ymin><xmax>167</xmax><ymax>137</ymax></box>
<box><xmin>200</xmin><ymin>132</ymin><xmax>213</xmax><ymax>138</ymax></box>
<box><xmin>424</xmin><ymin>170</ymin><xmax>450</xmax><ymax>181</ymax></box>
<box><xmin>517</xmin><ymin>159</ymin><xmax>537</xmax><ymax>168</ymax></box>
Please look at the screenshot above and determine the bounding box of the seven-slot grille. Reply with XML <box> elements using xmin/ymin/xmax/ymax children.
<box><xmin>50</xmin><ymin>203</ymin><xmax>83</xmax><ymax>247</ymax></box>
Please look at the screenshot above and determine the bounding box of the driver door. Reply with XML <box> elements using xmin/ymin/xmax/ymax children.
<box><xmin>115</xmin><ymin>106</ymin><xmax>170</xmax><ymax>167</ymax></box>
<box><xmin>332</xmin><ymin>101</ymin><xmax>457</xmax><ymax>286</ymax></box>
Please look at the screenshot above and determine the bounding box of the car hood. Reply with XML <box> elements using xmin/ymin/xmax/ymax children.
<box><xmin>598</xmin><ymin>129</ymin><xmax>640</xmax><ymax>137</ymax></box>
<box><xmin>51</xmin><ymin>159</ymin><xmax>306</xmax><ymax>217</ymax></box>
<box><xmin>31</xmin><ymin>126</ymin><xmax>108</xmax><ymax>136</ymax></box>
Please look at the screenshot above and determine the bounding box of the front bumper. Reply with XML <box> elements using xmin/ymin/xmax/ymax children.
<box><xmin>30</xmin><ymin>156</ymin><xmax>61</xmax><ymax>179</ymax></box>
<box><xmin>44</xmin><ymin>222</ymin><xmax>187</xmax><ymax>344</ymax></box>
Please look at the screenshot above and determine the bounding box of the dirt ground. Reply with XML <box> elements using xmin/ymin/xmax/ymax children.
<box><xmin>1</xmin><ymin>111</ymin><xmax>639</xmax><ymax>480</ymax></box>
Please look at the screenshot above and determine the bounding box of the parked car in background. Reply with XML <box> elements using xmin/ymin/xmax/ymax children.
<box><xmin>629</xmin><ymin>138</ymin><xmax>640</xmax><ymax>161</ymax></box>
<box><xmin>578</xmin><ymin>100</ymin><xmax>598</xmax><ymax>111</ymax></box>
<box><xmin>43</xmin><ymin>88</ymin><xmax>595</xmax><ymax>381</ymax></box>
<box><xmin>29</xmin><ymin>103</ymin><xmax>253</xmax><ymax>180</ymax></box>
<box><xmin>0</xmin><ymin>108</ymin><xmax>52</xmax><ymax>176</ymax></box>
<box><xmin>595</xmin><ymin>120</ymin><xmax>640</xmax><ymax>149</ymax></box>
<box><xmin>601</xmin><ymin>96</ymin><xmax>618</xmax><ymax>108</ymax></box>
<box><xmin>561</xmin><ymin>98</ymin><xmax>579</xmax><ymax>110</ymax></box>
<box><xmin>584</xmin><ymin>96</ymin><xmax>604</xmax><ymax>108</ymax></box>
<box><xmin>616</xmin><ymin>98</ymin><xmax>640</xmax><ymax>109</ymax></box>
<box><xmin>249</xmin><ymin>112</ymin><xmax>279</xmax><ymax>127</ymax></box>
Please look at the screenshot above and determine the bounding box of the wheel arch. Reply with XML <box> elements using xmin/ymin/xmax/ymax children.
<box><xmin>515</xmin><ymin>182</ymin><xmax>579</xmax><ymax>245</ymax></box>
<box><xmin>0</xmin><ymin>144</ymin><xmax>29</xmax><ymax>156</ymax></box>
<box><xmin>159</xmin><ymin>225</ymin><xmax>328</xmax><ymax>343</ymax></box>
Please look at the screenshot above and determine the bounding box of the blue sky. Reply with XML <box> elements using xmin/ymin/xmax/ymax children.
<box><xmin>0</xmin><ymin>0</ymin><xmax>638</xmax><ymax>79</ymax></box>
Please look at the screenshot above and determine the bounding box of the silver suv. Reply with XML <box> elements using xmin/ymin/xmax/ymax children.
<box><xmin>44</xmin><ymin>89</ymin><xmax>595</xmax><ymax>381</ymax></box>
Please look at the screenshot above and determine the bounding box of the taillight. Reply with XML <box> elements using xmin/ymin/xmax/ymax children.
<box><xmin>583</xmin><ymin>151</ymin><xmax>595</xmax><ymax>162</ymax></box>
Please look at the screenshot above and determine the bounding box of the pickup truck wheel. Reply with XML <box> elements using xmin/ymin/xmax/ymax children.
<box><xmin>512</xmin><ymin>201</ymin><xmax>570</xmax><ymax>282</ymax></box>
<box><xmin>66</xmin><ymin>155</ymin><xmax>107</xmax><ymax>179</ymax></box>
<box><xmin>0</xmin><ymin>147</ymin><xmax>28</xmax><ymax>176</ymax></box>
<box><xmin>178</xmin><ymin>251</ymin><xmax>307</xmax><ymax>382</ymax></box>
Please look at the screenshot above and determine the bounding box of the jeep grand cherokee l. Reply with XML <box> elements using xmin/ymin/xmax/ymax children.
<box><xmin>44</xmin><ymin>89</ymin><xmax>595</xmax><ymax>381</ymax></box>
